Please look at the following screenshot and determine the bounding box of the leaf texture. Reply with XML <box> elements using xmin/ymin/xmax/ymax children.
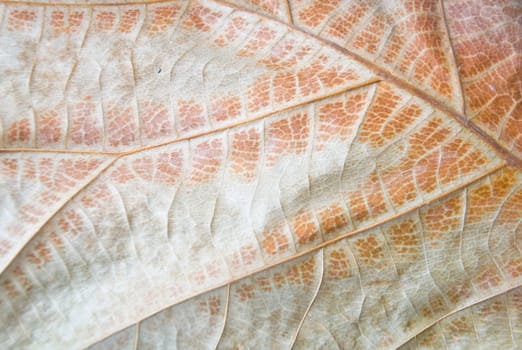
<box><xmin>0</xmin><ymin>0</ymin><xmax>520</xmax><ymax>349</ymax></box>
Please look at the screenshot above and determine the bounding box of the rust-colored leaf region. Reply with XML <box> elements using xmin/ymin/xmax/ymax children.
<box><xmin>0</xmin><ymin>0</ymin><xmax>520</xmax><ymax>348</ymax></box>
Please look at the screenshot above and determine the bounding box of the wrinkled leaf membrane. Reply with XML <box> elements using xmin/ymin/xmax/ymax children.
<box><xmin>0</xmin><ymin>0</ymin><xmax>520</xmax><ymax>348</ymax></box>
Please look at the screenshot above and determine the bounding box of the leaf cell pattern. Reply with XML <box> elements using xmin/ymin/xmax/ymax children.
<box><xmin>0</xmin><ymin>0</ymin><xmax>520</xmax><ymax>349</ymax></box>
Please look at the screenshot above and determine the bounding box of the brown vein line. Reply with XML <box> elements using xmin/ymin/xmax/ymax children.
<box><xmin>467</xmin><ymin>307</ymin><xmax>482</xmax><ymax>349</ymax></box>
<box><xmin>0</xmin><ymin>0</ymin><xmax>172</xmax><ymax>6</ymax></box>
<box><xmin>115</xmin><ymin>78</ymin><xmax>382</xmax><ymax>156</ymax></box>
<box><xmin>394</xmin><ymin>283</ymin><xmax>522</xmax><ymax>349</ymax></box>
<box><xmin>0</xmin><ymin>148</ymin><xmax>119</xmax><ymax>155</ymax></box>
<box><xmin>213</xmin><ymin>284</ymin><xmax>230</xmax><ymax>350</ymax></box>
<box><xmin>439</xmin><ymin>0</ymin><xmax>466</xmax><ymax>116</ymax></box>
<box><xmin>211</xmin><ymin>0</ymin><xmax>522</xmax><ymax>170</ymax></box>
<box><xmin>290</xmin><ymin>248</ymin><xmax>324</xmax><ymax>350</ymax></box>
<box><xmin>505</xmin><ymin>289</ymin><xmax>518</xmax><ymax>347</ymax></box>
<box><xmin>0</xmin><ymin>78</ymin><xmax>381</xmax><ymax>157</ymax></box>
<box><xmin>0</xmin><ymin>156</ymin><xmax>119</xmax><ymax>276</ymax></box>
<box><xmin>133</xmin><ymin>322</ymin><xmax>140</xmax><ymax>350</ymax></box>
<box><xmin>81</xmin><ymin>162</ymin><xmax>506</xmax><ymax>349</ymax></box>
<box><xmin>285</xmin><ymin>0</ymin><xmax>293</xmax><ymax>25</ymax></box>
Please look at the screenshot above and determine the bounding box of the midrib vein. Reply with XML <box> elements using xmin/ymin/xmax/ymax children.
<box><xmin>438</xmin><ymin>0</ymin><xmax>466</xmax><ymax>116</ymax></box>
<box><xmin>0</xmin><ymin>0</ymin><xmax>169</xmax><ymax>6</ymax></box>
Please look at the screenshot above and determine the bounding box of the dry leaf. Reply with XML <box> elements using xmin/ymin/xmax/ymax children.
<box><xmin>0</xmin><ymin>0</ymin><xmax>520</xmax><ymax>348</ymax></box>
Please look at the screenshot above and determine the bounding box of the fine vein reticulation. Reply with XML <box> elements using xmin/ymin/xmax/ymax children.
<box><xmin>0</xmin><ymin>0</ymin><xmax>520</xmax><ymax>349</ymax></box>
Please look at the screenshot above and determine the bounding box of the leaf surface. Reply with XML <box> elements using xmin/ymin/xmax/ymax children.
<box><xmin>0</xmin><ymin>0</ymin><xmax>520</xmax><ymax>349</ymax></box>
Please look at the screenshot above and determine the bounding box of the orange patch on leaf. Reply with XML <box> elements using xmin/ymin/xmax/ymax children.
<box><xmin>148</xmin><ymin>6</ymin><xmax>179</xmax><ymax>33</ymax></box>
<box><xmin>57</xmin><ymin>210</ymin><xmax>85</xmax><ymax>238</ymax></box>
<box><xmin>439</xmin><ymin>138</ymin><xmax>488</xmax><ymax>185</ymax></box>
<box><xmin>286</xmin><ymin>257</ymin><xmax>316</xmax><ymax>286</ymax></box>
<box><xmin>467</xmin><ymin>168</ymin><xmax>518</xmax><ymax>223</ymax></box>
<box><xmin>11</xmin><ymin>266</ymin><xmax>33</xmax><ymax>296</ymax></box>
<box><xmin>156</xmin><ymin>151</ymin><xmax>183</xmax><ymax>185</ymax></box>
<box><xmin>7</xmin><ymin>119</ymin><xmax>31</xmax><ymax>144</ymax></box>
<box><xmin>106</xmin><ymin>103</ymin><xmax>137</xmax><ymax>147</ymax></box>
<box><xmin>359</xmin><ymin>84</ymin><xmax>403</xmax><ymax>147</ymax></box>
<box><xmin>273</xmin><ymin>72</ymin><xmax>296</xmax><ymax>104</ymax></box>
<box><xmin>50</xmin><ymin>10</ymin><xmax>84</xmax><ymax>34</ymax></box>
<box><xmin>79</xmin><ymin>183</ymin><xmax>112</xmax><ymax>208</ymax></box>
<box><xmin>230</xmin><ymin>128</ymin><xmax>261</xmax><ymax>181</ymax></box>
<box><xmin>118</xmin><ymin>9</ymin><xmax>140</xmax><ymax>33</ymax></box>
<box><xmin>182</xmin><ymin>4</ymin><xmax>223</xmax><ymax>32</ymax></box>
<box><xmin>266</xmin><ymin>112</ymin><xmax>310</xmax><ymax>166</ymax></box>
<box><xmin>387</xmin><ymin>219</ymin><xmax>420</xmax><ymax>255</ymax></box>
<box><xmin>20</xmin><ymin>204</ymin><xmax>46</xmax><ymax>224</ymax></box>
<box><xmin>476</xmin><ymin>266</ymin><xmax>502</xmax><ymax>290</ymax></box>
<box><xmin>251</xmin><ymin>0</ymin><xmax>282</xmax><ymax>16</ymax></box>
<box><xmin>132</xmin><ymin>156</ymin><xmax>153</xmax><ymax>182</ymax></box>
<box><xmin>7</xmin><ymin>9</ymin><xmax>37</xmax><ymax>32</ymax></box>
<box><xmin>258</xmin><ymin>39</ymin><xmax>299</xmax><ymax>70</ymax></box>
<box><xmin>37</xmin><ymin>110</ymin><xmax>62</xmax><ymax>145</ymax></box>
<box><xmin>177</xmin><ymin>99</ymin><xmax>206</xmax><ymax>133</ymax></box>
<box><xmin>142</xmin><ymin>101</ymin><xmax>172</xmax><ymax>140</ymax></box>
<box><xmin>70</xmin><ymin>97</ymin><xmax>101</xmax><ymax>146</ymax></box>
<box><xmin>352</xmin><ymin>15</ymin><xmax>389</xmax><ymax>55</ymax></box>
<box><xmin>105</xmin><ymin>103</ymin><xmax>137</xmax><ymax>147</ymax></box>
<box><xmin>407</xmin><ymin>117</ymin><xmax>449</xmax><ymax>158</ymax></box>
<box><xmin>327</xmin><ymin>248</ymin><xmax>351</xmax><ymax>280</ymax></box>
<box><xmin>236</xmin><ymin>283</ymin><xmax>255</xmax><ymax>302</ymax></box>
<box><xmin>3</xmin><ymin>279</ymin><xmax>19</xmax><ymax>299</ymax></box>
<box><xmin>214</xmin><ymin>16</ymin><xmax>246</xmax><ymax>46</ymax></box>
<box><xmin>247</xmin><ymin>74</ymin><xmax>271</xmax><ymax>113</ymax></box>
<box><xmin>353</xmin><ymin>234</ymin><xmax>385</xmax><ymax>267</ymax></box>
<box><xmin>191</xmin><ymin>138</ymin><xmax>224</xmax><ymax>183</ymax></box>
<box><xmin>96</xmin><ymin>11</ymin><xmax>116</xmax><ymax>31</ymax></box>
<box><xmin>381</xmin><ymin>167</ymin><xmax>417</xmax><ymax>207</ymax></box>
<box><xmin>423</xmin><ymin>195</ymin><xmax>463</xmax><ymax>246</ymax></box>
<box><xmin>446</xmin><ymin>2</ymin><xmax>521</xmax><ymax>156</ymax></box>
<box><xmin>27</xmin><ymin>241</ymin><xmax>52</xmax><ymax>269</ymax></box>
<box><xmin>0</xmin><ymin>158</ymin><xmax>18</xmax><ymax>177</ymax></box>
<box><xmin>292</xmin><ymin>211</ymin><xmax>320</xmax><ymax>246</ymax></box>
<box><xmin>61</xmin><ymin>158</ymin><xmax>104</xmax><ymax>180</ymax></box>
<box><xmin>445</xmin><ymin>316</ymin><xmax>474</xmax><ymax>335</ymax></box>
<box><xmin>382</xmin><ymin>104</ymin><xmax>423</xmax><ymax>147</ymax></box>
<box><xmin>420</xmin><ymin>292</ymin><xmax>448</xmax><ymax>319</ymax></box>
<box><xmin>347</xmin><ymin>172</ymin><xmax>388</xmax><ymax>225</ymax></box>
<box><xmin>318</xmin><ymin>203</ymin><xmax>349</xmax><ymax>236</ymax></box>
<box><xmin>317</xmin><ymin>90</ymin><xmax>369</xmax><ymax>149</ymax></box>
<box><xmin>110</xmin><ymin>163</ymin><xmax>135</xmax><ymax>183</ymax></box>
<box><xmin>297</xmin><ymin>56</ymin><xmax>326</xmax><ymax>96</ymax></box>
<box><xmin>231</xmin><ymin>244</ymin><xmax>259</xmax><ymax>271</ymax></box>
<box><xmin>298</xmin><ymin>0</ymin><xmax>340</xmax><ymax>27</ymax></box>
<box><xmin>255</xmin><ymin>276</ymin><xmax>272</xmax><ymax>292</ymax></box>
<box><xmin>261</xmin><ymin>227</ymin><xmax>290</xmax><ymax>256</ymax></box>
<box><xmin>506</xmin><ymin>258</ymin><xmax>522</xmax><ymax>279</ymax></box>
<box><xmin>326</xmin><ymin>2</ymin><xmax>371</xmax><ymax>39</ymax></box>
<box><xmin>237</xmin><ymin>26</ymin><xmax>276</xmax><ymax>57</ymax></box>
<box><xmin>198</xmin><ymin>295</ymin><xmax>221</xmax><ymax>316</ymax></box>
